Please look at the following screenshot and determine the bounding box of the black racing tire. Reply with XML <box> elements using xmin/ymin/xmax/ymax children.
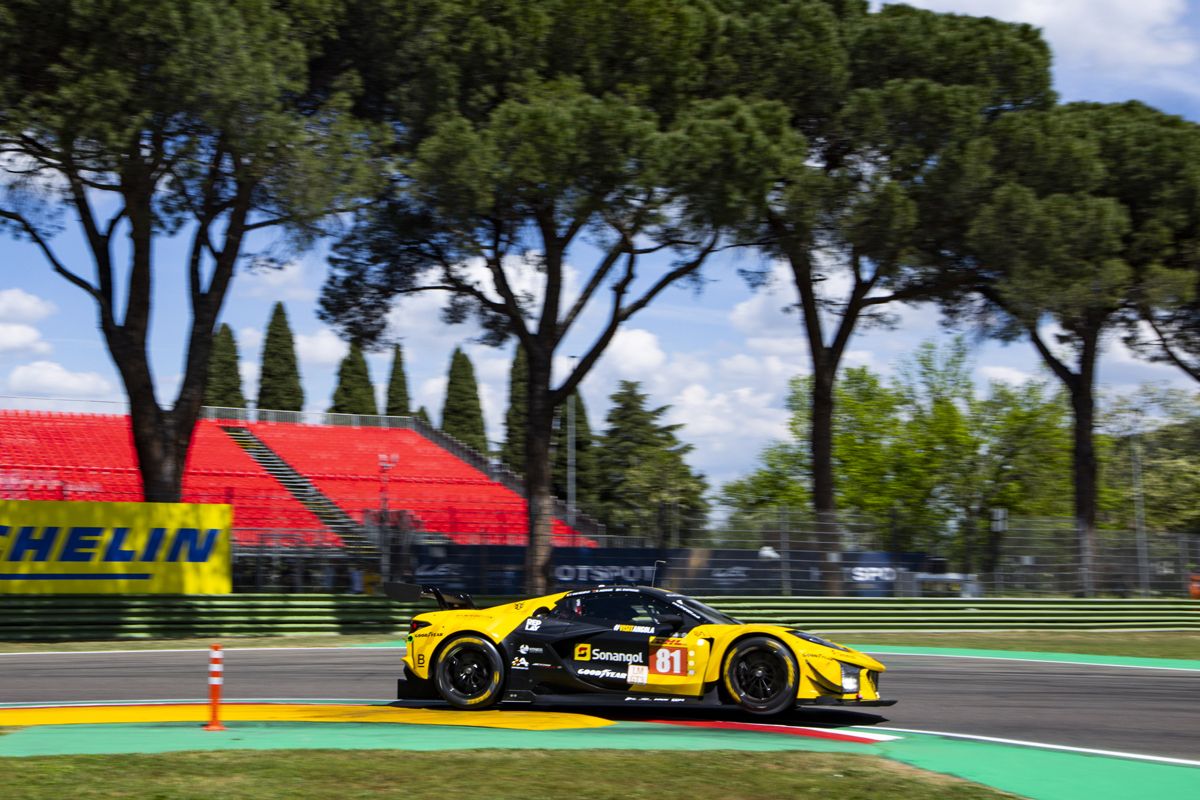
<box><xmin>721</xmin><ymin>636</ymin><xmax>799</xmax><ymax>716</ymax></box>
<box><xmin>433</xmin><ymin>634</ymin><xmax>506</xmax><ymax>710</ymax></box>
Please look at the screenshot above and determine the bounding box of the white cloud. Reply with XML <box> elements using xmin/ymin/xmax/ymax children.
<box><xmin>0</xmin><ymin>288</ymin><xmax>56</xmax><ymax>322</ymax></box>
<box><xmin>417</xmin><ymin>376</ymin><xmax>447</xmax><ymax>422</ymax></box>
<box><xmin>237</xmin><ymin>326</ymin><xmax>263</xmax><ymax>356</ymax></box>
<box><xmin>0</xmin><ymin>323</ymin><xmax>52</xmax><ymax>355</ymax></box>
<box><xmin>979</xmin><ymin>365</ymin><xmax>1034</xmax><ymax>385</ymax></box>
<box><xmin>7</xmin><ymin>360</ymin><xmax>113</xmax><ymax>397</ymax></box>
<box><xmin>295</xmin><ymin>327</ymin><xmax>348</xmax><ymax>367</ymax></box>
<box><xmin>240</xmin><ymin>261</ymin><xmax>317</xmax><ymax>302</ymax></box>
<box><xmin>602</xmin><ymin>328</ymin><xmax>667</xmax><ymax>376</ymax></box>
<box><xmin>904</xmin><ymin>0</ymin><xmax>1199</xmax><ymax>90</ymax></box>
<box><xmin>239</xmin><ymin>360</ymin><xmax>260</xmax><ymax>402</ymax></box>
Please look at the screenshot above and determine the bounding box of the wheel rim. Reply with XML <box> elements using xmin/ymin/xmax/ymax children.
<box><xmin>733</xmin><ymin>647</ymin><xmax>787</xmax><ymax>703</ymax></box>
<box><xmin>445</xmin><ymin>647</ymin><xmax>491</xmax><ymax>699</ymax></box>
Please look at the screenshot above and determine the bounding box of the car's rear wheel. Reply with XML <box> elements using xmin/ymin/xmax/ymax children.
<box><xmin>721</xmin><ymin>636</ymin><xmax>798</xmax><ymax>715</ymax></box>
<box><xmin>434</xmin><ymin>635</ymin><xmax>505</xmax><ymax>710</ymax></box>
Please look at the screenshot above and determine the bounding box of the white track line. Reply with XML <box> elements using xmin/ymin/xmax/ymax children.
<box><xmin>0</xmin><ymin>646</ymin><xmax>404</xmax><ymax>656</ymax></box>
<box><xmin>862</xmin><ymin>650</ymin><xmax>1200</xmax><ymax>672</ymax></box>
<box><xmin>866</xmin><ymin>725</ymin><xmax>1200</xmax><ymax>768</ymax></box>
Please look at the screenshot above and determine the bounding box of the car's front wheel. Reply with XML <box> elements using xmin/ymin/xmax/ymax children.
<box><xmin>434</xmin><ymin>635</ymin><xmax>505</xmax><ymax>710</ymax></box>
<box><xmin>721</xmin><ymin>636</ymin><xmax>799</xmax><ymax>715</ymax></box>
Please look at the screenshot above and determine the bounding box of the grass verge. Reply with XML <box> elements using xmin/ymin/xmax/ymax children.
<box><xmin>1</xmin><ymin>749</ymin><xmax>1016</xmax><ymax>800</ymax></box>
<box><xmin>843</xmin><ymin>630</ymin><xmax>1200</xmax><ymax>660</ymax></box>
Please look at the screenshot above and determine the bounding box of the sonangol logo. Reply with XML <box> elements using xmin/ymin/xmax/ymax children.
<box><xmin>574</xmin><ymin>643</ymin><xmax>592</xmax><ymax>660</ymax></box>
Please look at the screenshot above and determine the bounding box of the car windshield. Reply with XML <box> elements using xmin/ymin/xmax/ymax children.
<box><xmin>672</xmin><ymin>597</ymin><xmax>741</xmax><ymax>625</ymax></box>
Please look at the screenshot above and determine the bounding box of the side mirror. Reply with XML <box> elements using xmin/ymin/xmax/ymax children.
<box><xmin>654</xmin><ymin>614</ymin><xmax>684</xmax><ymax>637</ymax></box>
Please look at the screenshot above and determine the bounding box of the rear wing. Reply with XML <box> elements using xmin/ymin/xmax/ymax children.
<box><xmin>382</xmin><ymin>582</ymin><xmax>476</xmax><ymax>610</ymax></box>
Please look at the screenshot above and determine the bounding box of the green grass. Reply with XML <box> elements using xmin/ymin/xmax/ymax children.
<box><xmin>0</xmin><ymin>634</ymin><xmax>401</xmax><ymax>653</ymax></box>
<box><xmin>845</xmin><ymin>630</ymin><xmax>1200</xmax><ymax>660</ymax></box>
<box><xmin>0</xmin><ymin>749</ymin><xmax>1017</xmax><ymax>800</ymax></box>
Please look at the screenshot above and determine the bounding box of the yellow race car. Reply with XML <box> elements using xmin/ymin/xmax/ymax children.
<box><xmin>390</xmin><ymin>583</ymin><xmax>895</xmax><ymax>715</ymax></box>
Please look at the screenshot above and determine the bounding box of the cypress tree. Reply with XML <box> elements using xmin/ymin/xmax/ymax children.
<box><xmin>553</xmin><ymin>390</ymin><xmax>598</xmax><ymax>513</ymax></box>
<box><xmin>257</xmin><ymin>302</ymin><xmax>304</xmax><ymax>411</ymax></box>
<box><xmin>204</xmin><ymin>323</ymin><xmax>246</xmax><ymax>408</ymax></box>
<box><xmin>415</xmin><ymin>406</ymin><xmax>432</xmax><ymax>426</ymax></box>
<box><xmin>329</xmin><ymin>342</ymin><xmax>378</xmax><ymax>415</ymax></box>
<box><xmin>386</xmin><ymin>343</ymin><xmax>411</xmax><ymax>416</ymax></box>
<box><xmin>501</xmin><ymin>344</ymin><xmax>528</xmax><ymax>472</ymax></box>
<box><xmin>441</xmin><ymin>347</ymin><xmax>488</xmax><ymax>453</ymax></box>
<box><xmin>597</xmin><ymin>381</ymin><xmax>708</xmax><ymax>538</ymax></box>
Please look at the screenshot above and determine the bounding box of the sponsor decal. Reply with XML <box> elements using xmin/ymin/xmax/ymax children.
<box><xmin>613</xmin><ymin>624</ymin><xmax>655</xmax><ymax>634</ymax></box>
<box><xmin>524</xmin><ymin>618</ymin><xmax>542</xmax><ymax>632</ymax></box>
<box><xmin>530</xmin><ymin>662</ymin><xmax>556</xmax><ymax>669</ymax></box>
<box><xmin>623</xmin><ymin>696</ymin><xmax>686</xmax><ymax>703</ymax></box>
<box><xmin>627</xmin><ymin>664</ymin><xmax>649</xmax><ymax>684</ymax></box>
<box><xmin>514</xmin><ymin>602</ymin><xmax>525</xmax><ymax>610</ymax></box>
<box><xmin>578</xmin><ymin>667</ymin><xmax>627</xmax><ymax>680</ymax></box>
<box><xmin>511</xmin><ymin>656</ymin><xmax>529</xmax><ymax>670</ymax></box>
<box><xmin>416</xmin><ymin>654</ymin><xmax>426</xmax><ymax>667</ymax></box>
<box><xmin>412</xmin><ymin>630</ymin><xmax>442</xmax><ymax>638</ymax></box>
<box><xmin>650</xmin><ymin>637</ymin><xmax>689</xmax><ymax>647</ymax></box>
<box><xmin>574</xmin><ymin>644</ymin><xmax>644</xmax><ymax>665</ymax></box>
<box><xmin>518</xmin><ymin>644</ymin><xmax>543</xmax><ymax>655</ymax></box>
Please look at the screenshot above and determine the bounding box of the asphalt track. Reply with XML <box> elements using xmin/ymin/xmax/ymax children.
<box><xmin>2</xmin><ymin>646</ymin><xmax>1197</xmax><ymax>761</ymax></box>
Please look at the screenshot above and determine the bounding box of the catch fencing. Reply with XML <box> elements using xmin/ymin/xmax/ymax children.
<box><xmin>223</xmin><ymin>510</ymin><xmax>1200</xmax><ymax>599</ymax></box>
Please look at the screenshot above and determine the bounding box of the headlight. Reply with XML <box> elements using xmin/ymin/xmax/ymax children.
<box><xmin>840</xmin><ymin>663</ymin><xmax>860</xmax><ymax>693</ymax></box>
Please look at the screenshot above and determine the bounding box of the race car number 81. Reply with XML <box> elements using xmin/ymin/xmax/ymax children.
<box><xmin>651</xmin><ymin>646</ymin><xmax>685</xmax><ymax>675</ymax></box>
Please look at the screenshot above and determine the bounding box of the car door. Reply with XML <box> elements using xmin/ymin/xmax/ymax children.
<box><xmin>555</xmin><ymin>588</ymin><xmax>712</xmax><ymax>696</ymax></box>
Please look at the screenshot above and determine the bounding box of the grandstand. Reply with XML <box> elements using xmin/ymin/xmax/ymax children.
<box><xmin>0</xmin><ymin>409</ymin><xmax>589</xmax><ymax>550</ymax></box>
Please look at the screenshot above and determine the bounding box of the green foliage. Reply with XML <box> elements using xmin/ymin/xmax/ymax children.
<box><xmin>385</xmin><ymin>344</ymin><xmax>411</xmax><ymax>416</ymax></box>
<box><xmin>722</xmin><ymin>340</ymin><xmax>1074</xmax><ymax>565</ymax></box>
<box><xmin>329</xmin><ymin>342</ymin><xmax>377</xmax><ymax>415</ymax></box>
<box><xmin>501</xmin><ymin>345</ymin><xmax>528</xmax><ymax>472</ymax></box>
<box><xmin>552</xmin><ymin>390</ymin><xmax>599</xmax><ymax>515</ymax></box>
<box><xmin>415</xmin><ymin>406</ymin><xmax>432</xmax><ymax>426</ymax></box>
<box><xmin>597</xmin><ymin>381</ymin><xmax>708</xmax><ymax>541</ymax></box>
<box><xmin>204</xmin><ymin>324</ymin><xmax>246</xmax><ymax>408</ymax></box>
<box><xmin>1101</xmin><ymin>388</ymin><xmax>1200</xmax><ymax>535</ymax></box>
<box><xmin>257</xmin><ymin>303</ymin><xmax>304</xmax><ymax>412</ymax></box>
<box><xmin>441</xmin><ymin>347</ymin><xmax>487</xmax><ymax>453</ymax></box>
<box><xmin>0</xmin><ymin>0</ymin><xmax>380</xmax><ymax>500</ymax></box>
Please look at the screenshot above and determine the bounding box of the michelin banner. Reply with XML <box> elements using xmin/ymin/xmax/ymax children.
<box><xmin>0</xmin><ymin>500</ymin><xmax>232</xmax><ymax>594</ymax></box>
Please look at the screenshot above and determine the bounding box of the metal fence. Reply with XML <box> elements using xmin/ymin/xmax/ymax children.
<box><xmin>224</xmin><ymin>511</ymin><xmax>1200</xmax><ymax>598</ymax></box>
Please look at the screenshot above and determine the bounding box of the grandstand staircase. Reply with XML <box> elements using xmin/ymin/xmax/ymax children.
<box><xmin>219</xmin><ymin>425</ymin><xmax>377</xmax><ymax>555</ymax></box>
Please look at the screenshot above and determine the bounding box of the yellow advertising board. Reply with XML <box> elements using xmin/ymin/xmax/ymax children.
<box><xmin>0</xmin><ymin>500</ymin><xmax>232</xmax><ymax>594</ymax></box>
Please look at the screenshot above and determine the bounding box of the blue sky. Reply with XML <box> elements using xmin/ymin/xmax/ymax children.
<box><xmin>2</xmin><ymin>0</ymin><xmax>1198</xmax><ymax>491</ymax></box>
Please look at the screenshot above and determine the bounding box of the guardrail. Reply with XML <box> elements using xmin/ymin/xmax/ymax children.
<box><xmin>0</xmin><ymin>595</ymin><xmax>1195</xmax><ymax>641</ymax></box>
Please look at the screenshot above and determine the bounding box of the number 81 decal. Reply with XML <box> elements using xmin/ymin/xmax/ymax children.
<box><xmin>650</xmin><ymin>646</ymin><xmax>687</xmax><ymax>676</ymax></box>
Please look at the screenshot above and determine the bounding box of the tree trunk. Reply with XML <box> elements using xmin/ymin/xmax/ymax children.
<box><xmin>1070</xmin><ymin>334</ymin><xmax>1099</xmax><ymax>597</ymax></box>
<box><xmin>809</xmin><ymin>365</ymin><xmax>844</xmax><ymax>597</ymax></box>
<box><xmin>523</xmin><ymin>351</ymin><xmax>556</xmax><ymax>594</ymax></box>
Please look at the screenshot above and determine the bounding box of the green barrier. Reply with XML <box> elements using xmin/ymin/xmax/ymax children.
<box><xmin>0</xmin><ymin>595</ymin><xmax>1195</xmax><ymax>641</ymax></box>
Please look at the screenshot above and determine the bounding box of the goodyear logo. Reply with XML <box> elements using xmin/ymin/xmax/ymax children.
<box><xmin>0</xmin><ymin>500</ymin><xmax>231</xmax><ymax>594</ymax></box>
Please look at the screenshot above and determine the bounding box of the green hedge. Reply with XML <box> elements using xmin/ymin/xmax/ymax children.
<box><xmin>1</xmin><ymin>594</ymin><xmax>1196</xmax><ymax>641</ymax></box>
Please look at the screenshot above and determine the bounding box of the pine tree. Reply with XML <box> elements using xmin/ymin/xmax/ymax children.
<box><xmin>415</xmin><ymin>406</ymin><xmax>432</xmax><ymax>426</ymax></box>
<box><xmin>204</xmin><ymin>323</ymin><xmax>246</xmax><ymax>408</ymax></box>
<box><xmin>256</xmin><ymin>302</ymin><xmax>303</xmax><ymax>411</ymax></box>
<box><xmin>441</xmin><ymin>347</ymin><xmax>488</xmax><ymax>453</ymax></box>
<box><xmin>501</xmin><ymin>344</ymin><xmax>528</xmax><ymax>472</ymax></box>
<box><xmin>386</xmin><ymin>343</ymin><xmax>411</xmax><ymax>416</ymax></box>
<box><xmin>329</xmin><ymin>342</ymin><xmax>378</xmax><ymax>415</ymax></box>
<box><xmin>553</xmin><ymin>390</ymin><xmax>598</xmax><ymax>513</ymax></box>
<box><xmin>597</xmin><ymin>381</ymin><xmax>708</xmax><ymax>540</ymax></box>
